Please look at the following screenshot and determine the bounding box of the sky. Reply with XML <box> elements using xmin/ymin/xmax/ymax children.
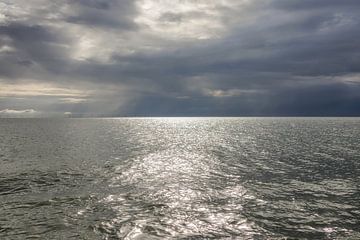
<box><xmin>0</xmin><ymin>0</ymin><xmax>359</xmax><ymax>117</ymax></box>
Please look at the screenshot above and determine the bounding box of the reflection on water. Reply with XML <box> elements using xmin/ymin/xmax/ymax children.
<box><xmin>0</xmin><ymin>118</ymin><xmax>360</xmax><ymax>239</ymax></box>
<box><xmin>101</xmin><ymin>149</ymin><xmax>258</xmax><ymax>239</ymax></box>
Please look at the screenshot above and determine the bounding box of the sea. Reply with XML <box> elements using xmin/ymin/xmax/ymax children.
<box><xmin>0</xmin><ymin>118</ymin><xmax>359</xmax><ymax>239</ymax></box>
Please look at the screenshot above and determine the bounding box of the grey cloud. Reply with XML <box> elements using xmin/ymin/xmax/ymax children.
<box><xmin>159</xmin><ymin>13</ymin><xmax>183</xmax><ymax>23</ymax></box>
<box><xmin>0</xmin><ymin>0</ymin><xmax>359</xmax><ymax>116</ymax></box>
<box><xmin>269</xmin><ymin>83</ymin><xmax>360</xmax><ymax>116</ymax></box>
<box><xmin>158</xmin><ymin>11</ymin><xmax>210</xmax><ymax>23</ymax></box>
<box><xmin>72</xmin><ymin>0</ymin><xmax>113</xmax><ymax>10</ymax></box>
<box><xmin>66</xmin><ymin>0</ymin><xmax>138</xmax><ymax>29</ymax></box>
<box><xmin>0</xmin><ymin>23</ymin><xmax>71</xmax><ymax>79</ymax></box>
<box><xmin>272</xmin><ymin>0</ymin><xmax>360</xmax><ymax>10</ymax></box>
<box><xmin>123</xmin><ymin>82</ymin><xmax>360</xmax><ymax>117</ymax></box>
<box><xmin>0</xmin><ymin>24</ymin><xmax>57</xmax><ymax>43</ymax></box>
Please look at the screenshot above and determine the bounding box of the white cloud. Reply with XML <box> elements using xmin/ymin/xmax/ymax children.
<box><xmin>335</xmin><ymin>74</ymin><xmax>360</xmax><ymax>84</ymax></box>
<box><xmin>60</xmin><ymin>97</ymin><xmax>87</xmax><ymax>103</ymax></box>
<box><xmin>0</xmin><ymin>45</ymin><xmax>15</xmax><ymax>53</ymax></box>
<box><xmin>0</xmin><ymin>81</ymin><xmax>91</xmax><ymax>98</ymax></box>
<box><xmin>204</xmin><ymin>89</ymin><xmax>263</xmax><ymax>97</ymax></box>
<box><xmin>135</xmin><ymin>0</ymin><xmax>247</xmax><ymax>40</ymax></box>
<box><xmin>0</xmin><ymin>108</ymin><xmax>36</xmax><ymax>114</ymax></box>
<box><xmin>0</xmin><ymin>108</ymin><xmax>39</xmax><ymax>117</ymax></box>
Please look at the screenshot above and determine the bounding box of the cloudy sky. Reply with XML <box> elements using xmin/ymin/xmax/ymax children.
<box><xmin>0</xmin><ymin>0</ymin><xmax>359</xmax><ymax>117</ymax></box>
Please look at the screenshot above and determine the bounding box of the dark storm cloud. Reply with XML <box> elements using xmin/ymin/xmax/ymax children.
<box><xmin>66</xmin><ymin>0</ymin><xmax>138</xmax><ymax>29</ymax></box>
<box><xmin>0</xmin><ymin>0</ymin><xmax>139</xmax><ymax>81</ymax></box>
<box><xmin>0</xmin><ymin>0</ymin><xmax>360</xmax><ymax>116</ymax></box>
<box><xmin>72</xmin><ymin>0</ymin><xmax>114</xmax><ymax>9</ymax></box>
<box><xmin>0</xmin><ymin>23</ymin><xmax>71</xmax><ymax>78</ymax></box>
<box><xmin>270</xmin><ymin>83</ymin><xmax>360</xmax><ymax>116</ymax></box>
<box><xmin>272</xmin><ymin>0</ymin><xmax>360</xmax><ymax>10</ymax></box>
<box><xmin>0</xmin><ymin>24</ymin><xmax>57</xmax><ymax>43</ymax></box>
<box><xmin>122</xmin><ymin>83</ymin><xmax>360</xmax><ymax>117</ymax></box>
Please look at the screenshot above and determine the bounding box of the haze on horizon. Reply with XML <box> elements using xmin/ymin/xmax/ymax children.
<box><xmin>0</xmin><ymin>0</ymin><xmax>360</xmax><ymax>117</ymax></box>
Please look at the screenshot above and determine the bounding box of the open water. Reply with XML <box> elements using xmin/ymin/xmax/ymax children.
<box><xmin>0</xmin><ymin>118</ymin><xmax>359</xmax><ymax>239</ymax></box>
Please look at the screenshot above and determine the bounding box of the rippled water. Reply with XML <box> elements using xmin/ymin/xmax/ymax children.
<box><xmin>0</xmin><ymin>118</ymin><xmax>359</xmax><ymax>239</ymax></box>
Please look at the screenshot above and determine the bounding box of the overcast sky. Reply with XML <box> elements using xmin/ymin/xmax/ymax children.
<box><xmin>0</xmin><ymin>0</ymin><xmax>359</xmax><ymax>117</ymax></box>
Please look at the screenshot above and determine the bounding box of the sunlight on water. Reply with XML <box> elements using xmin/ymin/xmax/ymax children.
<box><xmin>101</xmin><ymin>119</ymin><xmax>259</xmax><ymax>239</ymax></box>
<box><xmin>0</xmin><ymin>118</ymin><xmax>359</xmax><ymax>239</ymax></box>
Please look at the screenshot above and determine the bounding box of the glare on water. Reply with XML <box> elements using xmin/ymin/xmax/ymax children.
<box><xmin>97</xmin><ymin>118</ymin><xmax>259</xmax><ymax>239</ymax></box>
<box><xmin>0</xmin><ymin>118</ymin><xmax>359</xmax><ymax>239</ymax></box>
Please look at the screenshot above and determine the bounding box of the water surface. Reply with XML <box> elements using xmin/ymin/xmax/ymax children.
<box><xmin>0</xmin><ymin>118</ymin><xmax>359</xmax><ymax>239</ymax></box>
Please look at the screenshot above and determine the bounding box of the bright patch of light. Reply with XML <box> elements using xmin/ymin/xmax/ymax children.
<box><xmin>135</xmin><ymin>0</ymin><xmax>232</xmax><ymax>40</ymax></box>
<box><xmin>0</xmin><ymin>81</ymin><xmax>91</xmax><ymax>98</ymax></box>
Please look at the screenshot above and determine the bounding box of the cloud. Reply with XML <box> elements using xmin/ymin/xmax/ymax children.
<box><xmin>0</xmin><ymin>108</ymin><xmax>39</xmax><ymax>117</ymax></box>
<box><xmin>204</xmin><ymin>89</ymin><xmax>263</xmax><ymax>98</ymax></box>
<box><xmin>0</xmin><ymin>82</ymin><xmax>90</xmax><ymax>97</ymax></box>
<box><xmin>66</xmin><ymin>0</ymin><xmax>138</xmax><ymax>29</ymax></box>
<box><xmin>0</xmin><ymin>0</ymin><xmax>359</xmax><ymax>116</ymax></box>
<box><xmin>0</xmin><ymin>109</ymin><xmax>36</xmax><ymax>114</ymax></box>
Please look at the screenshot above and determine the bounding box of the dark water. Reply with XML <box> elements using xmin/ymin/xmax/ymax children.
<box><xmin>0</xmin><ymin>118</ymin><xmax>359</xmax><ymax>239</ymax></box>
